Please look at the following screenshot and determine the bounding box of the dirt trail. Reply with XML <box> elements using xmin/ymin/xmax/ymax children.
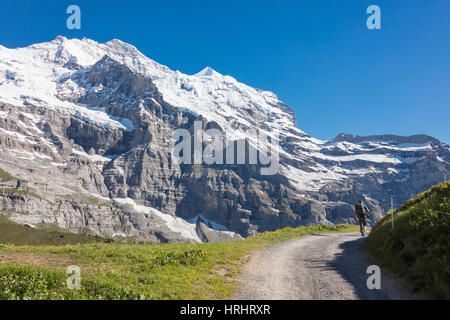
<box><xmin>234</xmin><ymin>232</ymin><xmax>419</xmax><ymax>300</ymax></box>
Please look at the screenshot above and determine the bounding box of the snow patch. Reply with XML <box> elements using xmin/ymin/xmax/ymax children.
<box><xmin>113</xmin><ymin>197</ymin><xmax>202</xmax><ymax>242</ymax></box>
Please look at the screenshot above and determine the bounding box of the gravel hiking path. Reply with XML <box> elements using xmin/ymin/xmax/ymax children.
<box><xmin>234</xmin><ymin>232</ymin><xmax>421</xmax><ymax>300</ymax></box>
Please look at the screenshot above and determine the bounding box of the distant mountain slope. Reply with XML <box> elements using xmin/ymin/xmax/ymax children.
<box><xmin>0</xmin><ymin>213</ymin><xmax>104</xmax><ymax>245</ymax></box>
<box><xmin>0</xmin><ymin>36</ymin><xmax>448</xmax><ymax>242</ymax></box>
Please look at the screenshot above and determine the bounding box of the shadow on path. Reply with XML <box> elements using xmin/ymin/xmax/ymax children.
<box><xmin>328</xmin><ymin>234</ymin><xmax>397</xmax><ymax>300</ymax></box>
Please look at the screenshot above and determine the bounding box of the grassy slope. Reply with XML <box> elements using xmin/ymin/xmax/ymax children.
<box><xmin>365</xmin><ymin>181</ymin><xmax>450</xmax><ymax>299</ymax></box>
<box><xmin>0</xmin><ymin>224</ymin><xmax>357</xmax><ymax>300</ymax></box>
<box><xmin>0</xmin><ymin>168</ymin><xmax>19</xmax><ymax>181</ymax></box>
<box><xmin>0</xmin><ymin>214</ymin><xmax>105</xmax><ymax>246</ymax></box>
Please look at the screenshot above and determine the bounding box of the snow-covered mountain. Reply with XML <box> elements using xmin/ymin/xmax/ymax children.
<box><xmin>0</xmin><ymin>36</ymin><xmax>448</xmax><ymax>242</ymax></box>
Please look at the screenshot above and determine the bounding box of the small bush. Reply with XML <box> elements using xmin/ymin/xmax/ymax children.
<box><xmin>0</xmin><ymin>168</ymin><xmax>18</xmax><ymax>181</ymax></box>
<box><xmin>150</xmin><ymin>249</ymin><xmax>205</xmax><ymax>268</ymax></box>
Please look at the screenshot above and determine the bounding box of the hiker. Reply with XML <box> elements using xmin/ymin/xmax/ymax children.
<box><xmin>354</xmin><ymin>199</ymin><xmax>370</xmax><ymax>236</ymax></box>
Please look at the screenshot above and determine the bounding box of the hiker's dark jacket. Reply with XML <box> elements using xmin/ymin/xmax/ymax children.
<box><xmin>354</xmin><ymin>203</ymin><xmax>369</xmax><ymax>219</ymax></box>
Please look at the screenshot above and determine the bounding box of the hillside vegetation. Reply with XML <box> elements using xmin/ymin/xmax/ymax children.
<box><xmin>0</xmin><ymin>224</ymin><xmax>357</xmax><ymax>300</ymax></box>
<box><xmin>0</xmin><ymin>214</ymin><xmax>106</xmax><ymax>246</ymax></box>
<box><xmin>366</xmin><ymin>181</ymin><xmax>450</xmax><ymax>299</ymax></box>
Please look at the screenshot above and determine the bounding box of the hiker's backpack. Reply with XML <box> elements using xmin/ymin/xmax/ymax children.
<box><xmin>355</xmin><ymin>204</ymin><xmax>365</xmax><ymax>218</ymax></box>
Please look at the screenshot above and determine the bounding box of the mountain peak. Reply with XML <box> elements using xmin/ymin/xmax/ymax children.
<box><xmin>53</xmin><ymin>35</ymin><xmax>68</xmax><ymax>43</ymax></box>
<box><xmin>195</xmin><ymin>66</ymin><xmax>222</xmax><ymax>78</ymax></box>
<box><xmin>105</xmin><ymin>38</ymin><xmax>138</xmax><ymax>51</ymax></box>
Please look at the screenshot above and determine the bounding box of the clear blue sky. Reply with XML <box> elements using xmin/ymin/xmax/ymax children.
<box><xmin>1</xmin><ymin>0</ymin><xmax>449</xmax><ymax>143</ymax></box>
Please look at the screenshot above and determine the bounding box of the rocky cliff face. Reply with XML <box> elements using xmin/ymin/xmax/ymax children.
<box><xmin>0</xmin><ymin>36</ymin><xmax>448</xmax><ymax>242</ymax></box>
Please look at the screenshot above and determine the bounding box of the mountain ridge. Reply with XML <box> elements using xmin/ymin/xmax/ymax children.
<box><xmin>332</xmin><ymin>133</ymin><xmax>443</xmax><ymax>145</ymax></box>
